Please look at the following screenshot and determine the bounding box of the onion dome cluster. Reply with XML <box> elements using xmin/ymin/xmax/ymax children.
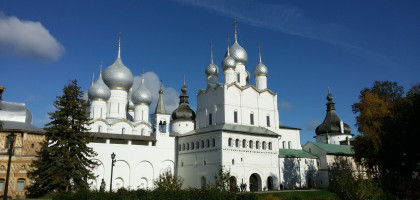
<box><xmin>88</xmin><ymin>72</ymin><xmax>111</xmax><ymax>101</ymax></box>
<box><xmin>172</xmin><ymin>84</ymin><xmax>196</xmax><ymax>121</ymax></box>
<box><xmin>131</xmin><ymin>78</ymin><xmax>152</xmax><ymax>105</ymax></box>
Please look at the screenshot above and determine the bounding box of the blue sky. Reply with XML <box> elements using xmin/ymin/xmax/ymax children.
<box><xmin>1</xmin><ymin>0</ymin><xmax>419</xmax><ymax>145</ymax></box>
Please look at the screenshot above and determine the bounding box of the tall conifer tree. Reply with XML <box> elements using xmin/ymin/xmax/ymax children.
<box><xmin>28</xmin><ymin>80</ymin><xmax>97</xmax><ymax>197</ymax></box>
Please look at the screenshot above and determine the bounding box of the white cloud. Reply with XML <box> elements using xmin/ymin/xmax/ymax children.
<box><xmin>306</xmin><ymin>120</ymin><xmax>320</xmax><ymax>130</ymax></box>
<box><xmin>0</xmin><ymin>12</ymin><xmax>64</xmax><ymax>61</ymax></box>
<box><xmin>130</xmin><ymin>72</ymin><xmax>180</xmax><ymax>115</ymax></box>
<box><xmin>279</xmin><ymin>101</ymin><xmax>292</xmax><ymax>110</ymax></box>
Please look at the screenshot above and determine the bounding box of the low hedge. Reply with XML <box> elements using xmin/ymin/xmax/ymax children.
<box><xmin>53</xmin><ymin>188</ymin><xmax>258</xmax><ymax>200</ymax></box>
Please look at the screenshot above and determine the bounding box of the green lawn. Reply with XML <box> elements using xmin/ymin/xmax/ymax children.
<box><xmin>257</xmin><ymin>190</ymin><xmax>338</xmax><ymax>200</ymax></box>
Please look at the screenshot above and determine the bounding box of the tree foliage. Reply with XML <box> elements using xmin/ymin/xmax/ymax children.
<box><xmin>153</xmin><ymin>171</ymin><xmax>183</xmax><ymax>191</ymax></box>
<box><xmin>352</xmin><ymin>80</ymin><xmax>420</xmax><ymax>198</ymax></box>
<box><xmin>330</xmin><ymin>157</ymin><xmax>383</xmax><ymax>200</ymax></box>
<box><xmin>28</xmin><ymin>80</ymin><xmax>97</xmax><ymax>197</ymax></box>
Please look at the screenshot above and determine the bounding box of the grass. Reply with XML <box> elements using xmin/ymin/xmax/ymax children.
<box><xmin>257</xmin><ymin>190</ymin><xmax>338</xmax><ymax>200</ymax></box>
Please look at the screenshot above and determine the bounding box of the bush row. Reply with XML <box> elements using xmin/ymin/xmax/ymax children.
<box><xmin>53</xmin><ymin>188</ymin><xmax>258</xmax><ymax>200</ymax></box>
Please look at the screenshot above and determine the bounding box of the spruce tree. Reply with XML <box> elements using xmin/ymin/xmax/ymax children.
<box><xmin>28</xmin><ymin>80</ymin><xmax>97</xmax><ymax>197</ymax></box>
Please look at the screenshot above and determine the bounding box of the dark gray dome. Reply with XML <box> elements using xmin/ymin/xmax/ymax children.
<box><xmin>315</xmin><ymin>92</ymin><xmax>351</xmax><ymax>135</ymax></box>
<box><xmin>230</xmin><ymin>42</ymin><xmax>248</xmax><ymax>65</ymax></box>
<box><xmin>103</xmin><ymin>57</ymin><xmax>134</xmax><ymax>90</ymax></box>
<box><xmin>254</xmin><ymin>62</ymin><xmax>268</xmax><ymax>76</ymax></box>
<box><xmin>172</xmin><ymin>85</ymin><xmax>195</xmax><ymax>121</ymax></box>
<box><xmin>205</xmin><ymin>63</ymin><xmax>219</xmax><ymax>77</ymax></box>
<box><xmin>131</xmin><ymin>81</ymin><xmax>152</xmax><ymax>105</ymax></box>
<box><xmin>88</xmin><ymin>74</ymin><xmax>111</xmax><ymax>101</ymax></box>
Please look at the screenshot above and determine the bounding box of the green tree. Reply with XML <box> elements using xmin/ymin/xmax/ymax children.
<box><xmin>352</xmin><ymin>81</ymin><xmax>420</xmax><ymax>198</ymax></box>
<box><xmin>28</xmin><ymin>80</ymin><xmax>97</xmax><ymax>197</ymax></box>
<box><xmin>330</xmin><ymin>157</ymin><xmax>383</xmax><ymax>200</ymax></box>
<box><xmin>153</xmin><ymin>171</ymin><xmax>183</xmax><ymax>191</ymax></box>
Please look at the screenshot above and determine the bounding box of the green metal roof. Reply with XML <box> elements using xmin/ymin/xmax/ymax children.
<box><xmin>309</xmin><ymin>142</ymin><xmax>354</xmax><ymax>155</ymax></box>
<box><xmin>279</xmin><ymin>149</ymin><xmax>318</xmax><ymax>158</ymax></box>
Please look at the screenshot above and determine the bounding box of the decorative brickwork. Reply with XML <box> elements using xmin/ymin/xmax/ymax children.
<box><xmin>0</xmin><ymin>132</ymin><xmax>45</xmax><ymax>198</ymax></box>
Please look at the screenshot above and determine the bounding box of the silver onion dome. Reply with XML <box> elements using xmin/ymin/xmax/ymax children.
<box><xmin>205</xmin><ymin>42</ymin><xmax>219</xmax><ymax>77</ymax></box>
<box><xmin>88</xmin><ymin>73</ymin><xmax>111</xmax><ymax>101</ymax></box>
<box><xmin>246</xmin><ymin>70</ymin><xmax>250</xmax><ymax>83</ymax></box>
<box><xmin>205</xmin><ymin>63</ymin><xmax>219</xmax><ymax>76</ymax></box>
<box><xmin>102</xmin><ymin>34</ymin><xmax>134</xmax><ymax>90</ymax></box>
<box><xmin>229</xmin><ymin>42</ymin><xmax>248</xmax><ymax>65</ymax></box>
<box><xmin>103</xmin><ymin>57</ymin><xmax>134</xmax><ymax>90</ymax></box>
<box><xmin>254</xmin><ymin>62</ymin><xmax>268</xmax><ymax>76</ymax></box>
<box><xmin>131</xmin><ymin>78</ymin><xmax>152</xmax><ymax>105</ymax></box>
<box><xmin>222</xmin><ymin>54</ymin><xmax>236</xmax><ymax>71</ymax></box>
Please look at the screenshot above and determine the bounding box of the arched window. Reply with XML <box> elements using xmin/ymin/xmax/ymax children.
<box><xmin>268</xmin><ymin>142</ymin><xmax>272</xmax><ymax>150</ymax></box>
<box><xmin>16</xmin><ymin>178</ymin><xmax>25</xmax><ymax>191</ymax></box>
<box><xmin>191</xmin><ymin>142</ymin><xmax>195</xmax><ymax>150</ymax></box>
<box><xmin>212</xmin><ymin>138</ymin><xmax>216</xmax><ymax>147</ymax></box>
<box><xmin>282</xmin><ymin>141</ymin><xmax>286</xmax><ymax>149</ymax></box>
<box><xmin>201</xmin><ymin>140</ymin><xmax>204</xmax><ymax>149</ymax></box>
<box><xmin>250</xmin><ymin>113</ymin><xmax>254</xmax><ymax>125</ymax></box>
<box><xmin>242</xmin><ymin>139</ymin><xmax>246</xmax><ymax>148</ymax></box>
<box><xmin>309</xmin><ymin>148</ymin><xmax>312</xmax><ymax>153</ymax></box>
<box><xmin>98</xmin><ymin>126</ymin><xmax>102</xmax><ymax>132</ymax></box>
<box><xmin>196</xmin><ymin>141</ymin><xmax>199</xmax><ymax>149</ymax></box>
<box><xmin>187</xmin><ymin>143</ymin><xmax>190</xmax><ymax>150</ymax></box>
<box><xmin>249</xmin><ymin>140</ymin><xmax>253</xmax><ymax>149</ymax></box>
<box><xmin>228</xmin><ymin>138</ymin><xmax>233</xmax><ymax>147</ymax></box>
<box><xmin>141</xmin><ymin>129</ymin><xmax>145</xmax><ymax>136</ymax></box>
<box><xmin>256</xmin><ymin>141</ymin><xmax>260</xmax><ymax>149</ymax></box>
<box><xmin>182</xmin><ymin>144</ymin><xmax>185</xmax><ymax>151</ymax></box>
<box><xmin>235</xmin><ymin>139</ymin><xmax>239</xmax><ymax>147</ymax></box>
<box><xmin>262</xmin><ymin>141</ymin><xmax>266</xmax><ymax>150</ymax></box>
<box><xmin>122</xmin><ymin>128</ymin><xmax>126</xmax><ymax>134</ymax></box>
<box><xmin>206</xmin><ymin>139</ymin><xmax>210</xmax><ymax>148</ymax></box>
<box><xmin>288</xmin><ymin>141</ymin><xmax>292</xmax><ymax>149</ymax></box>
<box><xmin>266</xmin><ymin>115</ymin><xmax>270</xmax><ymax>127</ymax></box>
<box><xmin>234</xmin><ymin>111</ymin><xmax>238</xmax><ymax>123</ymax></box>
<box><xmin>209</xmin><ymin>113</ymin><xmax>213</xmax><ymax>125</ymax></box>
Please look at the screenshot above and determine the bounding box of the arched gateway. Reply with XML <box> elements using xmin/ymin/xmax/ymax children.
<box><xmin>249</xmin><ymin>173</ymin><xmax>261</xmax><ymax>191</ymax></box>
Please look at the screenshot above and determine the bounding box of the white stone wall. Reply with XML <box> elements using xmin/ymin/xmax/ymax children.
<box><xmin>171</xmin><ymin>120</ymin><xmax>195</xmax><ymax>134</ymax></box>
<box><xmin>88</xmin><ymin>136</ymin><xmax>175</xmax><ymax>191</ymax></box>
<box><xmin>90</xmin><ymin>100</ymin><xmax>107</xmax><ymax>119</ymax></box>
<box><xmin>196</xmin><ymin>84</ymin><xmax>279</xmax><ymax>133</ymax></box>
<box><xmin>278</xmin><ymin>129</ymin><xmax>301</xmax><ymax>150</ymax></box>
<box><xmin>279</xmin><ymin>157</ymin><xmax>318</xmax><ymax>189</ymax></box>
<box><xmin>315</xmin><ymin>134</ymin><xmax>352</xmax><ymax>145</ymax></box>
<box><xmin>107</xmin><ymin>89</ymin><xmax>128</xmax><ymax>119</ymax></box>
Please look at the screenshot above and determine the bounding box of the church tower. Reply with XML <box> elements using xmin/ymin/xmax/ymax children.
<box><xmin>205</xmin><ymin>42</ymin><xmax>219</xmax><ymax>85</ymax></box>
<box><xmin>171</xmin><ymin>79</ymin><xmax>196</xmax><ymax>134</ymax></box>
<box><xmin>88</xmin><ymin>66</ymin><xmax>111</xmax><ymax>120</ymax></box>
<box><xmin>151</xmin><ymin>83</ymin><xmax>171</xmax><ymax>137</ymax></box>
<box><xmin>231</xmin><ymin>20</ymin><xmax>248</xmax><ymax>86</ymax></box>
<box><xmin>102</xmin><ymin>33</ymin><xmax>134</xmax><ymax>119</ymax></box>
<box><xmin>254</xmin><ymin>43</ymin><xmax>268</xmax><ymax>90</ymax></box>
<box><xmin>315</xmin><ymin>90</ymin><xmax>352</xmax><ymax>144</ymax></box>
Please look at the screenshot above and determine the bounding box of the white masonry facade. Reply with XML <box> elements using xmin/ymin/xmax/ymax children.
<box><xmin>85</xmin><ymin>23</ymin><xmax>354</xmax><ymax>191</ymax></box>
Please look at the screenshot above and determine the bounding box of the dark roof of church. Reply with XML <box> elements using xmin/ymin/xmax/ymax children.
<box><xmin>315</xmin><ymin>92</ymin><xmax>351</xmax><ymax>136</ymax></box>
<box><xmin>172</xmin><ymin>84</ymin><xmax>195</xmax><ymax>121</ymax></box>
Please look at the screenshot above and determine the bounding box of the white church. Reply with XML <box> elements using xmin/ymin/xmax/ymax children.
<box><xmin>85</xmin><ymin>22</ymin><xmax>355</xmax><ymax>191</ymax></box>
